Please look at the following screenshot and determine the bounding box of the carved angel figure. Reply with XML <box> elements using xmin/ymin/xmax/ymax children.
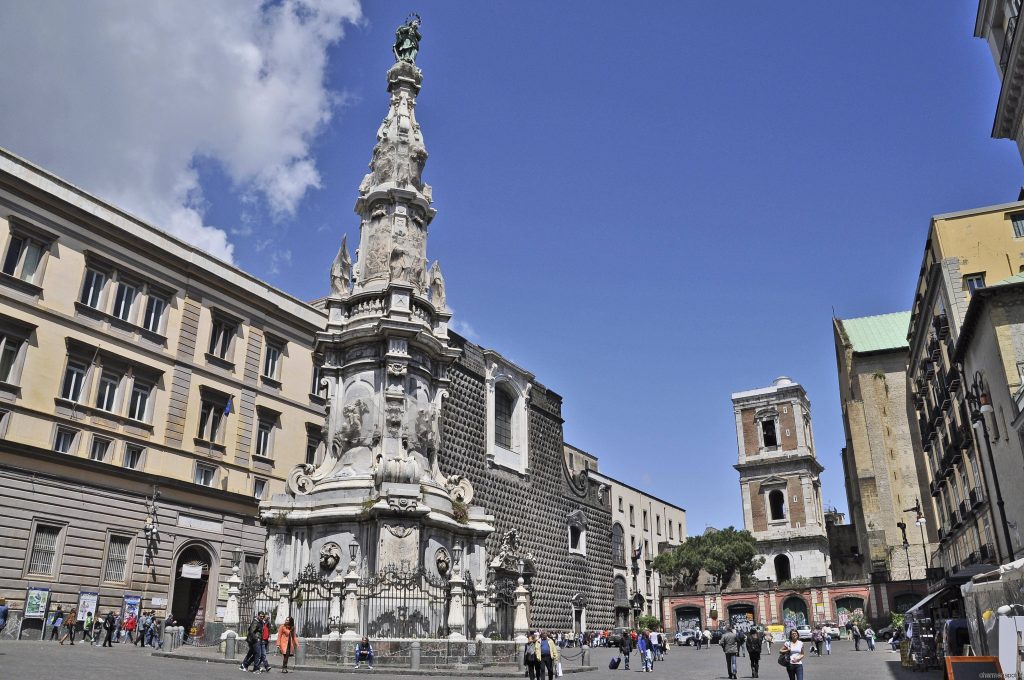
<box><xmin>319</xmin><ymin>542</ymin><xmax>342</xmax><ymax>572</ymax></box>
<box><xmin>333</xmin><ymin>398</ymin><xmax>368</xmax><ymax>454</ymax></box>
<box><xmin>330</xmin><ymin>235</ymin><xmax>353</xmax><ymax>297</ymax></box>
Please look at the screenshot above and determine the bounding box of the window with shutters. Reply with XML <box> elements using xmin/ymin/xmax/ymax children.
<box><xmin>207</xmin><ymin>315</ymin><xmax>237</xmax><ymax>362</ymax></box>
<box><xmin>128</xmin><ymin>382</ymin><xmax>151</xmax><ymax>422</ymax></box>
<box><xmin>262</xmin><ymin>341</ymin><xmax>283</xmax><ymax>382</ymax></box>
<box><xmin>123</xmin><ymin>444</ymin><xmax>145</xmax><ymax>470</ymax></box>
<box><xmin>90</xmin><ymin>436</ymin><xmax>112</xmax><ymax>462</ymax></box>
<box><xmin>53</xmin><ymin>427</ymin><xmax>78</xmax><ymax>454</ymax></box>
<box><xmin>103</xmin><ymin>534</ymin><xmax>131</xmax><ymax>583</ymax></box>
<box><xmin>61</xmin><ymin>361</ymin><xmax>87</xmax><ymax>402</ymax></box>
<box><xmin>142</xmin><ymin>295</ymin><xmax>167</xmax><ymax>335</ymax></box>
<box><xmin>112</xmin><ymin>281</ymin><xmax>137</xmax><ymax>322</ymax></box>
<box><xmin>27</xmin><ymin>524</ymin><xmax>61</xmax><ymax>576</ymax></box>
<box><xmin>2</xmin><ymin>226</ymin><xmax>53</xmax><ymax>288</ymax></box>
<box><xmin>95</xmin><ymin>371</ymin><xmax>120</xmax><ymax>412</ymax></box>
<box><xmin>194</xmin><ymin>463</ymin><xmax>216</xmax><ymax>487</ymax></box>
<box><xmin>0</xmin><ymin>333</ymin><xmax>21</xmax><ymax>383</ymax></box>
<box><xmin>80</xmin><ymin>268</ymin><xmax>107</xmax><ymax>309</ymax></box>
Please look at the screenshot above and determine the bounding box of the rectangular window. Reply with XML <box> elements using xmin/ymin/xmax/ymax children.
<box><xmin>80</xmin><ymin>268</ymin><xmax>107</xmax><ymax>308</ymax></box>
<box><xmin>2</xmin><ymin>234</ymin><xmax>45</xmax><ymax>283</ymax></box>
<box><xmin>0</xmin><ymin>333</ymin><xmax>20</xmax><ymax>382</ymax></box>
<box><xmin>253</xmin><ymin>478</ymin><xmax>267</xmax><ymax>500</ymax></box>
<box><xmin>61</xmin><ymin>362</ymin><xmax>87</xmax><ymax>402</ymax></box>
<box><xmin>198</xmin><ymin>399</ymin><xmax>224</xmax><ymax>443</ymax></box>
<box><xmin>111</xmin><ymin>281</ymin><xmax>137</xmax><ymax>322</ymax></box>
<box><xmin>53</xmin><ymin>427</ymin><xmax>77</xmax><ymax>454</ymax></box>
<box><xmin>208</xmin><ymin>318</ymin><xmax>236</xmax><ymax>360</ymax></box>
<box><xmin>618</xmin><ymin>497</ymin><xmax>623</xmax><ymax>513</ymax></box>
<box><xmin>255</xmin><ymin>417</ymin><xmax>274</xmax><ymax>458</ymax></box>
<box><xmin>95</xmin><ymin>371</ymin><xmax>120</xmax><ymax>412</ymax></box>
<box><xmin>194</xmin><ymin>463</ymin><xmax>216</xmax><ymax>487</ymax></box>
<box><xmin>643</xmin><ymin>510</ymin><xmax>648</xmax><ymax>531</ymax></box>
<box><xmin>1013</xmin><ymin>213</ymin><xmax>1024</xmax><ymax>238</ymax></box>
<box><xmin>262</xmin><ymin>343</ymin><xmax>281</xmax><ymax>380</ymax></box>
<box><xmin>142</xmin><ymin>295</ymin><xmax>166</xmax><ymax>334</ymax></box>
<box><xmin>494</xmin><ymin>390</ymin><xmax>513</xmax><ymax>449</ymax></box>
<box><xmin>761</xmin><ymin>419</ymin><xmax>778</xmax><ymax>448</ymax></box>
<box><xmin>90</xmin><ymin>436</ymin><xmax>111</xmax><ymax>462</ymax></box>
<box><xmin>629</xmin><ymin>505</ymin><xmax>635</xmax><ymax>527</ymax></box>
<box><xmin>669</xmin><ymin>521</ymin><xmax>674</xmax><ymax>540</ymax></box>
<box><xmin>306</xmin><ymin>431</ymin><xmax>319</xmax><ymax>466</ymax></box>
<box><xmin>656</xmin><ymin>515</ymin><xmax>662</xmax><ymax>535</ymax></box>
<box><xmin>124</xmin><ymin>444</ymin><xmax>144</xmax><ymax>470</ymax></box>
<box><xmin>27</xmin><ymin>524</ymin><xmax>60</xmax><ymax>575</ymax></box>
<box><xmin>103</xmin><ymin>535</ymin><xmax>131</xmax><ymax>582</ymax></box>
<box><xmin>128</xmin><ymin>382</ymin><xmax>151</xmax><ymax>422</ymax></box>
<box><xmin>965</xmin><ymin>273</ymin><xmax>986</xmax><ymax>294</ymax></box>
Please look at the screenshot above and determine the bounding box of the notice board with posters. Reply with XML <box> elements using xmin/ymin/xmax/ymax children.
<box><xmin>944</xmin><ymin>656</ymin><xmax>1002</xmax><ymax>680</ymax></box>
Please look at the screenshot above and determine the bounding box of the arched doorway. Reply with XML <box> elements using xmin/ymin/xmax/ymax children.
<box><xmin>774</xmin><ymin>554</ymin><xmax>792</xmax><ymax>583</ymax></box>
<box><xmin>614</xmin><ymin>576</ymin><xmax>629</xmax><ymax>627</ymax></box>
<box><xmin>171</xmin><ymin>544</ymin><xmax>214</xmax><ymax>641</ymax></box>
<box><xmin>728</xmin><ymin>603</ymin><xmax>756</xmax><ymax>633</ymax></box>
<box><xmin>675</xmin><ymin>606</ymin><xmax>701</xmax><ymax>632</ymax></box>
<box><xmin>834</xmin><ymin>596</ymin><xmax>865</xmax><ymax>628</ymax></box>
<box><xmin>782</xmin><ymin>596</ymin><xmax>807</xmax><ymax>632</ymax></box>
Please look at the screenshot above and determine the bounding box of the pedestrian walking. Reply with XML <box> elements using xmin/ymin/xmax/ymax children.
<box><xmin>746</xmin><ymin>628</ymin><xmax>763</xmax><ymax>678</ymax></box>
<box><xmin>122</xmin><ymin>612</ymin><xmax>137</xmax><ymax>644</ymax></box>
<box><xmin>538</xmin><ymin>630</ymin><xmax>559</xmax><ymax>680</ymax></box>
<box><xmin>703</xmin><ymin>627</ymin><xmax>712</xmax><ymax>650</ymax></box>
<box><xmin>812</xmin><ymin>627</ymin><xmax>823</xmax><ymax>656</ymax></box>
<box><xmin>824</xmin><ymin>629</ymin><xmax>831</xmax><ymax>655</ymax></box>
<box><xmin>48</xmin><ymin>606</ymin><xmax>64</xmax><ymax>640</ymax></box>
<box><xmin>851</xmin><ymin>623</ymin><xmax>862</xmax><ymax>651</ymax></box>
<box><xmin>239</xmin><ymin>612</ymin><xmax>262</xmax><ymax>672</ymax></box>
<box><xmin>637</xmin><ymin>630</ymin><xmax>651</xmax><ymax>673</ymax></box>
<box><xmin>102</xmin><ymin>611</ymin><xmax>116</xmax><ymax>648</ymax></box>
<box><xmin>135</xmin><ymin>611</ymin><xmax>149</xmax><ymax>647</ymax></box>
<box><xmin>58</xmin><ymin>608</ymin><xmax>77</xmax><ymax>645</ymax></box>
<box><xmin>618</xmin><ymin>629</ymin><xmax>633</xmax><ymax>670</ymax></box>
<box><xmin>720</xmin><ymin>625</ymin><xmax>739</xmax><ymax>680</ymax></box>
<box><xmin>782</xmin><ymin>629</ymin><xmax>806</xmax><ymax>680</ymax></box>
<box><xmin>277</xmin><ymin>616</ymin><xmax>299</xmax><ymax>674</ymax></box>
<box><xmin>0</xmin><ymin>598</ymin><xmax>8</xmax><ymax>636</ymax></box>
<box><xmin>81</xmin><ymin>612</ymin><xmax>94</xmax><ymax>644</ymax></box>
<box><xmin>524</xmin><ymin>632</ymin><xmax>540</xmax><ymax>680</ymax></box>
<box><xmin>864</xmin><ymin>625</ymin><xmax>876</xmax><ymax>652</ymax></box>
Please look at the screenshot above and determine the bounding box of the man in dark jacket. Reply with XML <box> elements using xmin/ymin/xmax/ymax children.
<box><xmin>239</xmin><ymin>612</ymin><xmax>263</xmax><ymax>672</ymax></box>
<box><xmin>102</xmin><ymin>611</ymin><xmax>116</xmax><ymax>648</ymax></box>
<box><xmin>720</xmin><ymin>626</ymin><xmax>739</xmax><ymax>680</ymax></box>
<box><xmin>618</xmin><ymin>630</ymin><xmax>633</xmax><ymax>670</ymax></box>
<box><xmin>745</xmin><ymin>629</ymin><xmax>763</xmax><ymax>678</ymax></box>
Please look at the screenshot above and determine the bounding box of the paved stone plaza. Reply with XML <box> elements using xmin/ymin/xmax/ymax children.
<box><xmin>0</xmin><ymin>639</ymin><xmax>941</xmax><ymax>680</ymax></box>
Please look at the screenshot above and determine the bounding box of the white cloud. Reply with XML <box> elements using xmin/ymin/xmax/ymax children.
<box><xmin>450</xmin><ymin>318</ymin><xmax>480</xmax><ymax>342</ymax></box>
<box><xmin>0</xmin><ymin>0</ymin><xmax>361</xmax><ymax>262</ymax></box>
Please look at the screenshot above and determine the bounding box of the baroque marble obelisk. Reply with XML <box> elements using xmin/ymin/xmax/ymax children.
<box><xmin>261</xmin><ymin>19</ymin><xmax>495</xmax><ymax>634</ymax></box>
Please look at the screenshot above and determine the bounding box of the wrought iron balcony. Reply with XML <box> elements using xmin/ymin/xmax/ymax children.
<box><xmin>959</xmin><ymin>499</ymin><xmax>970</xmax><ymax>520</ymax></box>
<box><xmin>970</xmin><ymin>487</ymin><xmax>985</xmax><ymax>508</ymax></box>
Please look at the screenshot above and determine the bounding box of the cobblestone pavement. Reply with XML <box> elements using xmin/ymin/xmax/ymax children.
<box><xmin>0</xmin><ymin>638</ymin><xmax>943</xmax><ymax>680</ymax></box>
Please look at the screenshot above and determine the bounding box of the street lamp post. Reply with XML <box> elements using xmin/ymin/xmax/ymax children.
<box><xmin>966</xmin><ymin>371</ymin><xmax>1015</xmax><ymax>563</ymax></box>
<box><xmin>902</xmin><ymin>498</ymin><xmax>929</xmax><ymax>571</ymax></box>
<box><xmin>896</xmin><ymin>521</ymin><xmax>914</xmax><ymax>584</ymax></box>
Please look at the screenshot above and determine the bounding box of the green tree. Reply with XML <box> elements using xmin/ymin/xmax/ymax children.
<box><xmin>651</xmin><ymin>526</ymin><xmax>764</xmax><ymax>591</ymax></box>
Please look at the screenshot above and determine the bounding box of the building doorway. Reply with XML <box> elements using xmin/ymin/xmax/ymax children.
<box><xmin>728</xmin><ymin>603</ymin><xmax>756</xmax><ymax>633</ymax></box>
<box><xmin>834</xmin><ymin>596</ymin><xmax>865</xmax><ymax>628</ymax></box>
<box><xmin>171</xmin><ymin>545</ymin><xmax>213</xmax><ymax>641</ymax></box>
<box><xmin>782</xmin><ymin>596</ymin><xmax>807</xmax><ymax>632</ymax></box>
<box><xmin>675</xmin><ymin>606</ymin><xmax>701</xmax><ymax>632</ymax></box>
<box><xmin>774</xmin><ymin>554</ymin><xmax>792</xmax><ymax>583</ymax></box>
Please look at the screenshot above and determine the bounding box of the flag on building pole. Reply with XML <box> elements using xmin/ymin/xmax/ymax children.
<box><xmin>224</xmin><ymin>397</ymin><xmax>234</xmax><ymax>415</ymax></box>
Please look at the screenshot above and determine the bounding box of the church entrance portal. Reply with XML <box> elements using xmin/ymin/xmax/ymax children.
<box><xmin>171</xmin><ymin>545</ymin><xmax>212</xmax><ymax>641</ymax></box>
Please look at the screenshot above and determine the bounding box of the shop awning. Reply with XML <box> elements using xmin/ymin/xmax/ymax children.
<box><xmin>906</xmin><ymin>588</ymin><xmax>950</xmax><ymax>615</ymax></box>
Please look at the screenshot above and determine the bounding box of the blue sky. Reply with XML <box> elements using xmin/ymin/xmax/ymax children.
<box><xmin>2</xmin><ymin>2</ymin><xmax>1022</xmax><ymax>533</ymax></box>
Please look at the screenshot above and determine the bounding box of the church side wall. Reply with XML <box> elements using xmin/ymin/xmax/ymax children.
<box><xmin>441</xmin><ymin>340</ymin><xmax>614</xmax><ymax>632</ymax></box>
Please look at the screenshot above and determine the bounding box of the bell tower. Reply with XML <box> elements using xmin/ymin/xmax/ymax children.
<box><xmin>732</xmin><ymin>377</ymin><xmax>830</xmax><ymax>583</ymax></box>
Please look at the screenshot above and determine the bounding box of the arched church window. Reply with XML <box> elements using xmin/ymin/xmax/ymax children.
<box><xmin>494</xmin><ymin>387</ymin><xmax>514</xmax><ymax>449</ymax></box>
<box><xmin>769</xmin><ymin>489</ymin><xmax>786</xmax><ymax>520</ymax></box>
<box><xmin>775</xmin><ymin>554</ymin><xmax>792</xmax><ymax>583</ymax></box>
<box><xmin>612</xmin><ymin>524</ymin><xmax>626</xmax><ymax>567</ymax></box>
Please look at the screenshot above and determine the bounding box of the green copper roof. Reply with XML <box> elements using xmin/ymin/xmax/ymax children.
<box><xmin>992</xmin><ymin>272</ymin><xmax>1024</xmax><ymax>287</ymax></box>
<box><xmin>838</xmin><ymin>311</ymin><xmax>911</xmax><ymax>353</ymax></box>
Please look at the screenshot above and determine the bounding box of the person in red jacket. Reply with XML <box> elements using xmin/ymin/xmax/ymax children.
<box><xmin>122</xmin><ymin>613</ymin><xmax>137</xmax><ymax>644</ymax></box>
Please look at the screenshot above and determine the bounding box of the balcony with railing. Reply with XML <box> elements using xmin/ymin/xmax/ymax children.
<box><xmin>1002</xmin><ymin>14</ymin><xmax>1019</xmax><ymax>70</ymax></box>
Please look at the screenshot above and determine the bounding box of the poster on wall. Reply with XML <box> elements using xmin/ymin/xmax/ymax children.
<box><xmin>23</xmin><ymin>587</ymin><xmax>49</xmax><ymax>619</ymax></box>
<box><xmin>76</xmin><ymin>592</ymin><xmax>99</xmax><ymax>621</ymax></box>
<box><xmin>121</xmin><ymin>595</ymin><xmax>142</xmax><ymax>620</ymax></box>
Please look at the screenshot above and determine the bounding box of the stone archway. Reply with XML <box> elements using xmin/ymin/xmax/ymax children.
<box><xmin>774</xmin><ymin>554</ymin><xmax>792</xmax><ymax>583</ymax></box>
<box><xmin>727</xmin><ymin>602</ymin><xmax>756</xmax><ymax>633</ymax></box>
<box><xmin>782</xmin><ymin>595</ymin><xmax>808</xmax><ymax>631</ymax></box>
<box><xmin>834</xmin><ymin>596</ymin><xmax>865</xmax><ymax>628</ymax></box>
<box><xmin>675</xmin><ymin>606</ymin><xmax>701</xmax><ymax>632</ymax></box>
<box><xmin>170</xmin><ymin>543</ymin><xmax>214</xmax><ymax>641</ymax></box>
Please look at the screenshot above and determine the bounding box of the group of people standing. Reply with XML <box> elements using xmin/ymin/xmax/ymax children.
<box><xmin>45</xmin><ymin>605</ymin><xmax>169</xmax><ymax>648</ymax></box>
<box><xmin>614</xmin><ymin>628</ymin><xmax>667</xmax><ymax>672</ymax></box>
<box><xmin>522</xmin><ymin>631</ymin><xmax>561</xmax><ymax>680</ymax></box>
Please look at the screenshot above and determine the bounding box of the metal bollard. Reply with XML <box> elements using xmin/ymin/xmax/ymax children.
<box><xmin>224</xmin><ymin>631</ymin><xmax>237</xmax><ymax>660</ymax></box>
<box><xmin>295</xmin><ymin>639</ymin><xmax>306</xmax><ymax>667</ymax></box>
<box><xmin>410</xmin><ymin>640</ymin><xmax>421</xmax><ymax>671</ymax></box>
<box><xmin>581</xmin><ymin>648</ymin><xmax>589</xmax><ymax>666</ymax></box>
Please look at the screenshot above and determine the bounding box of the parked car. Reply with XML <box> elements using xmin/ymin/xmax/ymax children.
<box><xmin>674</xmin><ymin>630</ymin><xmax>698</xmax><ymax>646</ymax></box>
<box><xmin>796</xmin><ymin>625</ymin><xmax>814</xmax><ymax>641</ymax></box>
<box><xmin>822</xmin><ymin>624</ymin><xmax>841</xmax><ymax>638</ymax></box>
<box><xmin>608</xmin><ymin>627</ymin><xmax>627</xmax><ymax>647</ymax></box>
<box><xmin>876</xmin><ymin>626</ymin><xmax>894</xmax><ymax>641</ymax></box>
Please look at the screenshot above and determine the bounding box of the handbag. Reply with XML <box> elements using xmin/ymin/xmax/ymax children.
<box><xmin>777</xmin><ymin>650</ymin><xmax>790</xmax><ymax>667</ymax></box>
<box><xmin>556</xmin><ymin>661</ymin><xmax>563</xmax><ymax>677</ymax></box>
